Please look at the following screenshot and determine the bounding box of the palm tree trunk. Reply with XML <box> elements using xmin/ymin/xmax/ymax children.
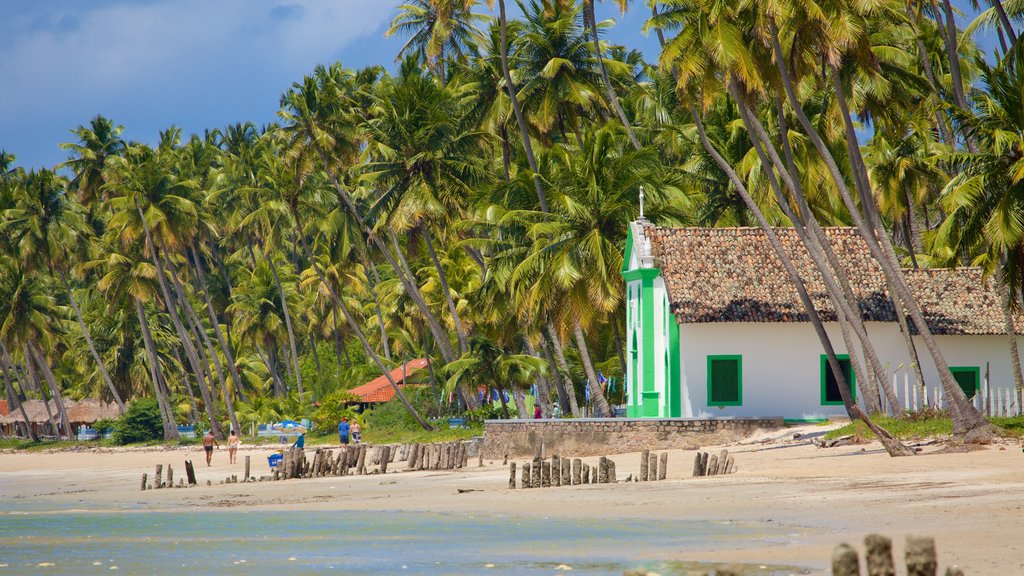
<box><xmin>545</xmin><ymin>323</ymin><xmax>580</xmax><ymax>417</ymax></box>
<box><xmin>170</xmin><ymin>347</ymin><xmax>199</xmax><ymax>425</ymax></box>
<box><xmin>691</xmin><ymin>107</ymin><xmax>913</xmax><ymax>456</ymax></box>
<box><xmin>0</xmin><ymin>344</ymin><xmax>37</xmax><ymax>440</ymax></box>
<box><xmin>423</xmin><ymin>226</ymin><xmax>468</xmax><ymax>355</ymax></box>
<box><xmin>134</xmin><ymin>299</ymin><xmax>177</xmax><ymax>439</ymax></box>
<box><xmin>266</xmin><ymin>256</ymin><xmax>303</xmax><ymax>396</ymax></box>
<box><xmin>497</xmin><ymin>0</ymin><xmax>550</xmax><ymax>212</ymax></box>
<box><xmin>514</xmin><ymin>389</ymin><xmax>528</xmax><ymax>420</ymax></box>
<box><xmin>59</xmin><ymin>271</ymin><xmax>124</xmax><ymax>413</ymax></box>
<box><xmin>314</xmin><ymin>149</ymin><xmax>457</xmax><ymax>364</ymax></box>
<box><xmin>190</xmin><ymin>244</ymin><xmax>247</xmax><ymax>407</ymax></box>
<box><xmin>991</xmin><ymin>0</ymin><xmax>1018</xmax><ymax>45</ymax></box>
<box><xmin>309</xmin><ymin>330</ymin><xmax>322</xmax><ymax>374</ymax></box>
<box><xmin>650</xmin><ymin>4</ymin><xmax>667</xmax><ymax>47</ymax></box>
<box><xmin>367</xmin><ymin>261</ymin><xmax>393</xmax><ymax>362</ymax></box>
<box><xmin>767</xmin><ymin>22</ymin><xmax>988</xmax><ymax>439</ymax></box>
<box><xmin>388</xmin><ymin>228</ymin><xmax>458</xmax><ymax>363</ymax></box>
<box><xmin>584</xmin><ymin>0</ymin><xmax>641</xmax><ymax>150</ymax></box>
<box><xmin>733</xmin><ymin>87</ymin><xmax>887</xmax><ymax>414</ymax></box>
<box><xmin>255</xmin><ymin>344</ymin><xmax>285</xmax><ymax>397</ymax></box>
<box><xmin>28</xmin><ymin>342</ymin><xmax>74</xmax><ymax>441</ymax></box>
<box><xmin>826</xmin><ymin>63</ymin><xmax>990</xmax><ymax>437</ymax></box>
<box><xmin>524</xmin><ymin>338</ymin><xmax>552</xmax><ymax>417</ymax></box>
<box><xmin>905</xmin><ymin>4</ymin><xmax>955</xmax><ymax>147</ymax></box>
<box><xmin>296</xmin><ymin>234</ymin><xmax>434</xmax><ymax>430</ymax></box>
<box><xmin>937</xmin><ymin>0</ymin><xmax>977</xmax><ymax>151</ymax></box>
<box><xmin>136</xmin><ymin>204</ymin><xmax>223</xmax><ymax>439</ymax></box>
<box><xmin>538</xmin><ymin>337</ymin><xmax>568</xmax><ymax>414</ymax></box>
<box><xmin>573</xmin><ymin>320</ymin><xmax>611</xmax><ymax>417</ymax></box>
<box><xmin>999</xmin><ymin>273</ymin><xmax>1024</xmax><ymax>413</ymax></box>
<box><xmin>162</xmin><ymin>248</ymin><xmax>240</xmax><ymax>436</ymax></box>
<box><xmin>21</xmin><ymin>344</ymin><xmax>59</xmax><ymax>438</ymax></box>
<box><xmin>332</xmin><ymin>304</ymin><xmax>349</xmax><ymax>371</ymax></box>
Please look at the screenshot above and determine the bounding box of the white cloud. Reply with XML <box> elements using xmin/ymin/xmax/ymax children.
<box><xmin>0</xmin><ymin>0</ymin><xmax>397</xmax><ymax>167</ymax></box>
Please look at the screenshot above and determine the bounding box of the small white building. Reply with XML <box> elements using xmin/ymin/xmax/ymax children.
<box><xmin>622</xmin><ymin>221</ymin><xmax>1019</xmax><ymax>421</ymax></box>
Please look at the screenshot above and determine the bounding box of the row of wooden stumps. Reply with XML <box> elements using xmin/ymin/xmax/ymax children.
<box><xmin>508</xmin><ymin>456</ymin><xmax>618</xmax><ymax>489</ymax></box>
<box><xmin>274</xmin><ymin>441</ymin><xmax>470</xmax><ymax>481</ymax></box>
<box><xmin>833</xmin><ymin>534</ymin><xmax>964</xmax><ymax>576</ymax></box>
<box><xmin>692</xmin><ymin>449</ymin><xmax>735</xmax><ymax>477</ymax></box>
<box><xmin>140</xmin><ymin>460</ymin><xmax>204</xmax><ymax>490</ymax></box>
<box><xmin>637</xmin><ymin>449</ymin><xmax>669</xmax><ymax>481</ymax></box>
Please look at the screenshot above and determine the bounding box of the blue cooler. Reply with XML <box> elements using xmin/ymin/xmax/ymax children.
<box><xmin>268</xmin><ymin>452</ymin><xmax>283</xmax><ymax>470</ymax></box>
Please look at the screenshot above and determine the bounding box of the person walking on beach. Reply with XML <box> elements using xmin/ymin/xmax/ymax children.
<box><xmin>533</xmin><ymin>404</ymin><xmax>542</xmax><ymax>419</ymax></box>
<box><xmin>227</xmin><ymin>429</ymin><xmax>239</xmax><ymax>464</ymax></box>
<box><xmin>351</xmin><ymin>421</ymin><xmax>361</xmax><ymax>444</ymax></box>
<box><xmin>203</xmin><ymin>430</ymin><xmax>219</xmax><ymax>466</ymax></box>
<box><xmin>338</xmin><ymin>418</ymin><xmax>350</xmax><ymax>445</ymax></box>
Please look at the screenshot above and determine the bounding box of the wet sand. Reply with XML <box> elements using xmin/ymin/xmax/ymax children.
<box><xmin>3</xmin><ymin>426</ymin><xmax>1023</xmax><ymax>574</ymax></box>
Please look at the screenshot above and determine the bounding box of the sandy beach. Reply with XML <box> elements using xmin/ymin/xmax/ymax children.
<box><xmin>3</xmin><ymin>427</ymin><xmax>1024</xmax><ymax>574</ymax></box>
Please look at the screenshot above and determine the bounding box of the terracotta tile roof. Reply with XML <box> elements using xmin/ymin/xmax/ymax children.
<box><xmin>347</xmin><ymin>359</ymin><xmax>429</xmax><ymax>403</ymax></box>
<box><xmin>647</xmin><ymin>226</ymin><xmax>1016</xmax><ymax>335</ymax></box>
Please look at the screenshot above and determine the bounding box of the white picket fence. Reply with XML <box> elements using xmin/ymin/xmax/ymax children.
<box><xmin>882</xmin><ymin>367</ymin><xmax>1023</xmax><ymax>417</ymax></box>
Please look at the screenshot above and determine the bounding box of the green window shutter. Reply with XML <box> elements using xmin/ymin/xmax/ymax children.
<box><xmin>821</xmin><ymin>355</ymin><xmax>856</xmax><ymax>405</ymax></box>
<box><xmin>950</xmin><ymin>367</ymin><xmax>980</xmax><ymax>399</ymax></box>
<box><xmin>708</xmin><ymin>356</ymin><xmax>742</xmax><ymax>406</ymax></box>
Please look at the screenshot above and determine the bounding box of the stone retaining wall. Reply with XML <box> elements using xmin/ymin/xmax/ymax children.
<box><xmin>482</xmin><ymin>418</ymin><xmax>784</xmax><ymax>459</ymax></box>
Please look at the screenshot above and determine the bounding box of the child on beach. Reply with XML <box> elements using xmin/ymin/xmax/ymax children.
<box><xmin>227</xmin><ymin>429</ymin><xmax>239</xmax><ymax>464</ymax></box>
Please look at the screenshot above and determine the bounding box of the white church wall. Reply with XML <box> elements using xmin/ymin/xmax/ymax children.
<box><xmin>678</xmin><ymin>322</ymin><xmax>1015</xmax><ymax>419</ymax></box>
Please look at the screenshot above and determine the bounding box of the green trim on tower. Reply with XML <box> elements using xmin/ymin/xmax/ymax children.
<box><xmin>668</xmin><ymin>315</ymin><xmax>682</xmax><ymax>417</ymax></box>
<box><xmin>640</xmin><ymin>273</ymin><xmax>657</xmax><ymax>394</ymax></box>
<box><xmin>622</xmin><ymin>268</ymin><xmax>660</xmax><ymax>282</ymax></box>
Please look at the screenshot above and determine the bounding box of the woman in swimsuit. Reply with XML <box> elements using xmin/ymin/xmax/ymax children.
<box><xmin>227</xmin><ymin>429</ymin><xmax>239</xmax><ymax>464</ymax></box>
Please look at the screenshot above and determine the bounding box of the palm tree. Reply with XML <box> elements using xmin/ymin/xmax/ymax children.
<box><xmin>445</xmin><ymin>334</ymin><xmax>547</xmax><ymax>418</ymax></box>
<box><xmin>0</xmin><ymin>168</ymin><xmax>125</xmax><ymax>412</ymax></box>
<box><xmin>386</xmin><ymin>0</ymin><xmax>488</xmax><ymax>80</ymax></box>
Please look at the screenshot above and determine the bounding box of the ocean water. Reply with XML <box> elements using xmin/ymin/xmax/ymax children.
<box><xmin>0</xmin><ymin>510</ymin><xmax>807</xmax><ymax>575</ymax></box>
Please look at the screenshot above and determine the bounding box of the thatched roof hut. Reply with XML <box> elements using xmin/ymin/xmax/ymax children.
<box><xmin>65</xmin><ymin>399</ymin><xmax>120</xmax><ymax>424</ymax></box>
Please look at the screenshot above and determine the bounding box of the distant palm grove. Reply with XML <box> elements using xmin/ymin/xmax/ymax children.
<box><xmin>1</xmin><ymin>0</ymin><xmax>1022</xmax><ymax>443</ymax></box>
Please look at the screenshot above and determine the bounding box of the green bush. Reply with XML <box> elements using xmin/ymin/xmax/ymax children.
<box><xmin>311</xmin><ymin>389</ymin><xmax>361</xmax><ymax>431</ymax></box>
<box><xmin>112</xmin><ymin>398</ymin><xmax>164</xmax><ymax>444</ymax></box>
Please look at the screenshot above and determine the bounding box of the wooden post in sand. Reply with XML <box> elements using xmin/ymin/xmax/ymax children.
<box><xmin>541</xmin><ymin>459</ymin><xmax>551</xmax><ymax>487</ymax></box>
<box><xmin>692</xmin><ymin>453</ymin><xmax>703</xmax><ymax>477</ymax></box>
<box><xmin>864</xmin><ymin>534</ymin><xmax>895</xmax><ymax>576</ymax></box>
<box><xmin>560</xmin><ymin>457</ymin><xmax>570</xmax><ymax>486</ymax></box>
<box><xmin>598</xmin><ymin>457</ymin><xmax>608</xmax><ymax>483</ymax></box>
<box><xmin>591</xmin><ymin>465</ymin><xmax>598</xmax><ymax>484</ymax></box>
<box><xmin>581</xmin><ymin>463</ymin><xmax>590</xmax><ymax>484</ymax></box>
<box><xmin>658</xmin><ymin>453</ymin><xmax>667</xmax><ymax>480</ymax></box>
<box><xmin>408</xmin><ymin>444</ymin><xmax>420</xmax><ymax>470</ymax></box>
<box><xmin>532</xmin><ymin>458</ymin><xmax>541</xmax><ymax>487</ymax></box>
<box><xmin>607</xmin><ymin>459</ymin><xmax>616</xmax><ymax>483</ymax></box>
<box><xmin>141</xmin><ymin>473</ymin><xmax>148</xmax><ymax>491</ymax></box>
<box><xmin>832</xmin><ymin>544</ymin><xmax>860</xmax><ymax>576</ymax></box>
<box><xmin>572</xmin><ymin>459</ymin><xmax>581</xmax><ymax>485</ymax></box>
<box><xmin>639</xmin><ymin>449</ymin><xmax>649</xmax><ymax>481</ymax></box>
<box><xmin>700</xmin><ymin>452</ymin><xmax>709</xmax><ymax>475</ymax></box>
<box><xmin>166</xmin><ymin>465</ymin><xmax>173</xmax><ymax>487</ymax></box>
<box><xmin>551</xmin><ymin>456</ymin><xmax>561</xmax><ymax>487</ymax></box>
<box><xmin>648</xmin><ymin>453</ymin><xmax>658</xmax><ymax>481</ymax></box>
<box><xmin>244</xmin><ymin>456</ymin><xmax>250</xmax><ymax>482</ymax></box>
<box><xmin>521</xmin><ymin>461</ymin><xmax>531</xmax><ymax>488</ymax></box>
<box><xmin>185</xmin><ymin>460</ymin><xmax>197</xmax><ymax>485</ymax></box>
<box><xmin>357</xmin><ymin>444</ymin><xmax>367</xmax><ymax>475</ymax></box>
<box><xmin>509</xmin><ymin>462</ymin><xmax>517</xmax><ymax>489</ymax></box>
<box><xmin>456</xmin><ymin>443</ymin><xmax>466</xmax><ymax>469</ymax></box>
<box><xmin>380</xmin><ymin>445</ymin><xmax>391</xmax><ymax>474</ymax></box>
<box><xmin>707</xmin><ymin>454</ymin><xmax>719</xmax><ymax>476</ymax></box>
<box><xmin>154</xmin><ymin>464</ymin><xmax>163</xmax><ymax>489</ymax></box>
<box><xmin>905</xmin><ymin>536</ymin><xmax>937</xmax><ymax>576</ymax></box>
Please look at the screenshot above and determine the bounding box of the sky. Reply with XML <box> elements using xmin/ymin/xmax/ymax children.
<box><xmin>0</xmin><ymin>1</ymin><xmax>995</xmax><ymax>171</ymax></box>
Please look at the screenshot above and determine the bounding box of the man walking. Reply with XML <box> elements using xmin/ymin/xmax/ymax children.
<box><xmin>203</xmin><ymin>429</ymin><xmax>219</xmax><ymax>467</ymax></box>
<box><xmin>338</xmin><ymin>418</ymin><xmax>350</xmax><ymax>445</ymax></box>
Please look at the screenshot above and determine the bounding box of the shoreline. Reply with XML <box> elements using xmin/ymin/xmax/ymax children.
<box><xmin>2</xmin><ymin>427</ymin><xmax>1023</xmax><ymax>574</ymax></box>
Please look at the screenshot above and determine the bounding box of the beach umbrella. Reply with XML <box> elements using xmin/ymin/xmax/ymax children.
<box><xmin>271</xmin><ymin>420</ymin><xmax>307</xmax><ymax>434</ymax></box>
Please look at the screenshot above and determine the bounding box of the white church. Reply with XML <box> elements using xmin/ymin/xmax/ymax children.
<box><xmin>621</xmin><ymin>219</ymin><xmax>1020</xmax><ymax>421</ymax></box>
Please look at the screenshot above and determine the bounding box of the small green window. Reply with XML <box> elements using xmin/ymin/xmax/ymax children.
<box><xmin>821</xmin><ymin>355</ymin><xmax>856</xmax><ymax>405</ymax></box>
<box><xmin>708</xmin><ymin>355</ymin><xmax>742</xmax><ymax>406</ymax></box>
<box><xmin>950</xmin><ymin>367</ymin><xmax>980</xmax><ymax>399</ymax></box>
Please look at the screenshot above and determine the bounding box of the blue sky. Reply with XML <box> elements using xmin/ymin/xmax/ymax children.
<box><xmin>0</xmin><ymin>1</ymin><xmax>994</xmax><ymax>171</ymax></box>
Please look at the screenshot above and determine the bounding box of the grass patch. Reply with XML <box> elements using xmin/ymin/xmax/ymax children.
<box><xmin>824</xmin><ymin>413</ymin><xmax>1024</xmax><ymax>441</ymax></box>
